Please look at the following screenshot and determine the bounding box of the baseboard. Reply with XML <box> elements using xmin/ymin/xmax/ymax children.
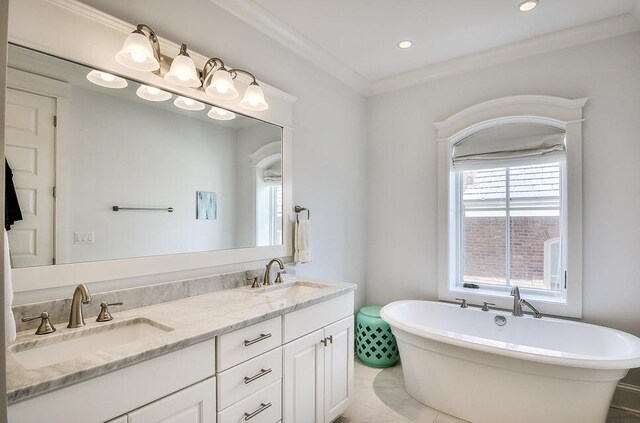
<box><xmin>611</xmin><ymin>383</ymin><xmax>640</xmax><ymax>415</ymax></box>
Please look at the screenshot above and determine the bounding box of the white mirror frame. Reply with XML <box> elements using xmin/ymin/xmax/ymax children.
<box><xmin>7</xmin><ymin>0</ymin><xmax>297</xmax><ymax>292</ymax></box>
<box><xmin>434</xmin><ymin>95</ymin><xmax>588</xmax><ymax>318</ymax></box>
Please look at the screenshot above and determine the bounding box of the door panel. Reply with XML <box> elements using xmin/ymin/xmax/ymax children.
<box><xmin>323</xmin><ymin>316</ymin><xmax>354</xmax><ymax>422</ymax></box>
<box><xmin>283</xmin><ymin>329</ymin><xmax>325</xmax><ymax>423</ymax></box>
<box><xmin>5</xmin><ymin>88</ymin><xmax>56</xmax><ymax>267</ymax></box>
<box><xmin>127</xmin><ymin>377</ymin><xmax>215</xmax><ymax>423</ymax></box>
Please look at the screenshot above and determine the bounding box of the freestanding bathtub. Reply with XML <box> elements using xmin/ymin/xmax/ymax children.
<box><xmin>380</xmin><ymin>300</ymin><xmax>640</xmax><ymax>423</ymax></box>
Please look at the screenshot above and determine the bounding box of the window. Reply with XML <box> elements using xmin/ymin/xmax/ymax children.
<box><xmin>435</xmin><ymin>96</ymin><xmax>586</xmax><ymax>318</ymax></box>
<box><xmin>456</xmin><ymin>162</ymin><xmax>565</xmax><ymax>295</ymax></box>
<box><xmin>269</xmin><ymin>184</ymin><xmax>283</xmax><ymax>245</ymax></box>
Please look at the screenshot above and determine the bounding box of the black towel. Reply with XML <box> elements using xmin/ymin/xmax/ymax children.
<box><xmin>5</xmin><ymin>159</ymin><xmax>23</xmax><ymax>230</ymax></box>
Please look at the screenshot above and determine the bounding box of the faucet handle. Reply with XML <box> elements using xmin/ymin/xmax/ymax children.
<box><xmin>96</xmin><ymin>302</ymin><xmax>123</xmax><ymax>322</ymax></box>
<box><xmin>455</xmin><ymin>298</ymin><xmax>468</xmax><ymax>308</ymax></box>
<box><xmin>481</xmin><ymin>302</ymin><xmax>496</xmax><ymax>312</ymax></box>
<box><xmin>247</xmin><ymin>276</ymin><xmax>262</xmax><ymax>288</ymax></box>
<box><xmin>274</xmin><ymin>270</ymin><xmax>286</xmax><ymax>284</ymax></box>
<box><xmin>21</xmin><ymin>312</ymin><xmax>56</xmax><ymax>335</ymax></box>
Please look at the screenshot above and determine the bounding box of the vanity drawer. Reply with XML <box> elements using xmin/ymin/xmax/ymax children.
<box><xmin>217</xmin><ymin>316</ymin><xmax>282</xmax><ymax>370</ymax></box>
<box><xmin>218</xmin><ymin>380</ymin><xmax>282</xmax><ymax>423</ymax></box>
<box><xmin>284</xmin><ymin>291</ymin><xmax>354</xmax><ymax>343</ymax></box>
<box><xmin>218</xmin><ymin>346</ymin><xmax>282</xmax><ymax>409</ymax></box>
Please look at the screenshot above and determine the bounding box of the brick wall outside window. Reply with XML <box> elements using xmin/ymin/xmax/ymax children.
<box><xmin>463</xmin><ymin>216</ymin><xmax>559</xmax><ymax>288</ymax></box>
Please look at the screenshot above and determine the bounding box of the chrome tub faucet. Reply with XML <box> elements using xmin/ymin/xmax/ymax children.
<box><xmin>510</xmin><ymin>286</ymin><xmax>542</xmax><ymax>318</ymax></box>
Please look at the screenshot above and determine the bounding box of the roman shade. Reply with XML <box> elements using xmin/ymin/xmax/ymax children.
<box><xmin>452</xmin><ymin>125</ymin><xmax>566</xmax><ymax>170</ymax></box>
<box><xmin>263</xmin><ymin>167</ymin><xmax>281</xmax><ymax>185</ymax></box>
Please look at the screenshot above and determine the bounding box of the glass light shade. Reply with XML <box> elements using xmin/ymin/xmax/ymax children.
<box><xmin>207</xmin><ymin>106</ymin><xmax>236</xmax><ymax>121</ymax></box>
<box><xmin>136</xmin><ymin>85</ymin><xmax>172</xmax><ymax>102</ymax></box>
<box><xmin>174</xmin><ymin>96</ymin><xmax>205</xmax><ymax>111</ymax></box>
<box><xmin>115</xmin><ymin>32</ymin><xmax>160</xmax><ymax>72</ymax></box>
<box><xmin>205</xmin><ymin>69</ymin><xmax>239</xmax><ymax>100</ymax></box>
<box><xmin>519</xmin><ymin>0</ymin><xmax>537</xmax><ymax>11</ymax></box>
<box><xmin>164</xmin><ymin>54</ymin><xmax>201</xmax><ymax>88</ymax></box>
<box><xmin>239</xmin><ymin>84</ymin><xmax>268</xmax><ymax>111</ymax></box>
<box><xmin>86</xmin><ymin>70</ymin><xmax>128</xmax><ymax>89</ymax></box>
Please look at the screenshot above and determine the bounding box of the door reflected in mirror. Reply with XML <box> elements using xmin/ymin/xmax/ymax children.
<box><xmin>5</xmin><ymin>44</ymin><xmax>283</xmax><ymax>268</ymax></box>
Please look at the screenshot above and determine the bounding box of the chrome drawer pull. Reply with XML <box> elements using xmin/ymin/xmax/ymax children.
<box><xmin>244</xmin><ymin>333</ymin><xmax>272</xmax><ymax>346</ymax></box>
<box><xmin>244</xmin><ymin>402</ymin><xmax>272</xmax><ymax>421</ymax></box>
<box><xmin>244</xmin><ymin>368</ymin><xmax>272</xmax><ymax>384</ymax></box>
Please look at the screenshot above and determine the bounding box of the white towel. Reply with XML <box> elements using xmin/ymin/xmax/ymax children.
<box><xmin>294</xmin><ymin>219</ymin><xmax>313</xmax><ymax>263</ymax></box>
<box><xmin>4</xmin><ymin>230</ymin><xmax>16</xmax><ymax>342</ymax></box>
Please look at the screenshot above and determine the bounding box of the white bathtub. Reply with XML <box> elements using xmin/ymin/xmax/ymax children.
<box><xmin>380</xmin><ymin>300</ymin><xmax>640</xmax><ymax>423</ymax></box>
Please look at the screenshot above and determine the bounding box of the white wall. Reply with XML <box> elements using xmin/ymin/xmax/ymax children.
<box><xmin>76</xmin><ymin>0</ymin><xmax>368</xmax><ymax>310</ymax></box>
<box><xmin>66</xmin><ymin>86</ymin><xmax>239</xmax><ymax>262</ymax></box>
<box><xmin>367</xmin><ymin>32</ymin><xmax>640</xmax><ymax>336</ymax></box>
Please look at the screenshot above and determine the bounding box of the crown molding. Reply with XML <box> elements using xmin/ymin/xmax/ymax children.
<box><xmin>370</xmin><ymin>13</ymin><xmax>640</xmax><ymax>96</ymax></box>
<box><xmin>208</xmin><ymin>0</ymin><xmax>370</xmax><ymax>95</ymax></box>
<box><xmin>42</xmin><ymin>0</ymin><xmax>297</xmax><ymax>104</ymax></box>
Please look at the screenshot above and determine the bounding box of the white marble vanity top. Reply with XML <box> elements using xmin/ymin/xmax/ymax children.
<box><xmin>6</xmin><ymin>279</ymin><xmax>356</xmax><ymax>404</ymax></box>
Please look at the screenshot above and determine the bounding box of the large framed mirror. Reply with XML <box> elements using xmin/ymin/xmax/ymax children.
<box><xmin>5</xmin><ymin>42</ymin><xmax>292</xmax><ymax>292</ymax></box>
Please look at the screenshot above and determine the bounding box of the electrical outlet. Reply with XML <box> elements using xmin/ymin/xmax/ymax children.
<box><xmin>74</xmin><ymin>232</ymin><xmax>95</xmax><ymax>244</ymax></box>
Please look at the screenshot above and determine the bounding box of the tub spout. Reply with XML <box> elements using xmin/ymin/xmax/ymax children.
<box><xmin>510</xmin><ymin>286</ymin><xmax>523</xmax><ymax>316</ymax></box>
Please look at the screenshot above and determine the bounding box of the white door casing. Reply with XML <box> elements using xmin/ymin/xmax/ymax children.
<box><xmin>5</xmin><ymin>88</ymin><xmax>56</xmax><ymax>267</ymax></box>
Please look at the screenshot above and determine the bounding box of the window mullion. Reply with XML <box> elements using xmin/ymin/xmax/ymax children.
<box><xmin>505</xmin><ymin>167</ymin><xmax>511</xmax><ymax>287</ymax></box>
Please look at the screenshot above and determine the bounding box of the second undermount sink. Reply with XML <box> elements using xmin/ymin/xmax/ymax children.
<box><xmin>258</xmin><ymin>281</ymin><xmax>327</xmax><ymax>300</ymax></box>
<box><xmin>10</xmin><ymin>318</ymin><xmax>173</xmax><ymax>370</ymax></box>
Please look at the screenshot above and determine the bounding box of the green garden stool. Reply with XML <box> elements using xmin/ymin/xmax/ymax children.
<box><xmin>356</xmin><ymin>306</ymin><xmax>399</xmax><ymax>368</ymax></box>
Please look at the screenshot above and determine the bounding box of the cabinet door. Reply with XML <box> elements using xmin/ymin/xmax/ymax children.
<box><xmin>127</xmin><ymin>377</ymin><xmax>216</xmax><ymax>423</ymax></box>
<box><xmin>323</xmin><ymin>316</ymin><xmax>355</xmax><ymax>423</ymax></box>
<box><xmin>283</xmin><ymin>329</ymin><xmax>325</xmax><ymax>423</ymax></box>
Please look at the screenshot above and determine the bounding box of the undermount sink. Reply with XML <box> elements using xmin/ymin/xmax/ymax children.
<box><xmin>10</xmin><ymin>318</ymin><xmax>173</xmax><ymax>369</ymax></box>
<box><xmin>258</xmin><ymin>281</ymin><xmax>327</xmax><ymax>300</ymax></box>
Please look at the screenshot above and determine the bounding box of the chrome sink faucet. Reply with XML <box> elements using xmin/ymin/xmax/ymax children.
<box><xmin>510</xmin><ymin>286</ymin><xmax>542</xmax><ymax>318</ymax></box>
<box><xmin>68</xmin><ymin>284</ymin><xmax>92</xmax><ymax>328</ymax></box>
<box><xmin>263</xmin><ymin>258</ymin><xmax>285</xmax><ymax>286</ymax></box>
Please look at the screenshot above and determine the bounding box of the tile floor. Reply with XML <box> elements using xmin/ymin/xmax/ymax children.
<box><xmin>335</xmin><ymin>359</ymin><xmax>640</xmax><ymax>423</ymax></box>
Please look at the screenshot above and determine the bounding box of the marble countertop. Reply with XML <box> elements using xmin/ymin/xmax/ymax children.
<box><xmin>6</xmin><ymin>278</ymin><xmax>356</xmax><ymax>404</ymax></box>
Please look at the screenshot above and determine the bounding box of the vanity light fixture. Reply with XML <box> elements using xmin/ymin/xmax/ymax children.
<box><xmin>136</xmin><ymin>84</ymin><xmax>172</xmax><ymax>102</ymax></box>
<box><xmin>208</xmin><ymin>106</ymin><xmax>236</xmax><ymax>121</ymax></box>
<box><xmin>174</xmin><ymin>96</ymin><xmax>205</xmax><ymax>111</ymax></box>
<box><xmin>202</xmin><ymin>58</ymin><xmax>239</xmax><ymax>100</ymax></box>
<box><xmin>164</xmin><ymin>44</ymin><xmax>201</xmax><ymax>88</ymax></box>
<box><xmin>398</xmin><ymin>40</ymin><xmax>413</xmax><ymax>49</ymax></box>
<box><xmin>115</xmin><ymin>24</ymin><xmax>161</xmax><ymax>73</ymax></box>
<box><xmin>518</xmin><ymin>0</ymin><xmax>538</xmax><ymax>12</ymax></box>
<box><xmin>86</xmin><ymin>70</ymin><xmax>128</xmax><ymax>89</ymax></box>
<box><xmin>234</xmin><ymin>69</ymin><xmax>268</xmax><ymax>111</ymax></box>
<box><xmin>116</xmin><ymin>23</ymin><xmax>269</xmax><ymax>111</ymax></box>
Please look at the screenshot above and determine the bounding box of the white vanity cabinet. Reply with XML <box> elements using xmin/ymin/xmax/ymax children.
<box><xmin>8</xmin><ymin>340</ymin><xmax>217</xmax><ymax>423</ymax></box>
<box><xmin>127</xmin><ymin>378</ymin><xmax>216</xmax><ymax>423</ymax></box>
<box><xmin>8</xmin><ymin>290</ymin><xmax>355</xmax><ymax>423</ymax></box>
<box><xmin>282</xmin><ymin>294</ymin><xmax>355</xmax><ymax>423</ymax></box>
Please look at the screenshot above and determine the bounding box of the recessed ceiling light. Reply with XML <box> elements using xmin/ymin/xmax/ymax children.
<box><xmin>519</xmin><ymin>0</ymin><xmax>538</xmax><ymax>12</ymax></box>
<box><xmin>398</xmin><ymin>40</ymin><xmax>412</xmax><ymax>49</ymax></box>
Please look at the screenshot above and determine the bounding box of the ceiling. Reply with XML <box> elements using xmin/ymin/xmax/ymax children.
<box><xmin>242</xmin><ymin>0</ymin><xmax>639</xmax><ymax>87</ymax></box>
